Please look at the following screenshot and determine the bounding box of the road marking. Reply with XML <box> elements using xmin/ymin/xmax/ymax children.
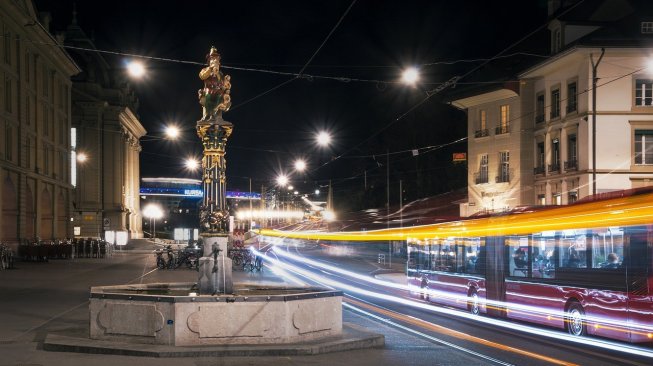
<box><xmin>345</xmin><ymin>296</ymin><xmax>578</xmax><ymax>366</ymax></box>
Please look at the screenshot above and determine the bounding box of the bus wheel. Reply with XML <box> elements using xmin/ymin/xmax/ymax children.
<box><xmin>566</xmin><ymin>302</ymin><xmax>586</xmax><ymax>337</ymax></box>
<box><xmin>468</xmin><ymin>290</ymin><xmax>480</xmax><ymax>315</ymax></box>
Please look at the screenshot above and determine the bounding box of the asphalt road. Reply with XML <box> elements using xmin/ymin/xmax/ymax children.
<box><xmin>261</xmin><ymin>239</ymin><xmax>653</xmax><ymax>366</ymax></box>
<box><xmin>0</xmin><ymin>240</ymin><xmax>524</xmax><ymax>366</ymax></box>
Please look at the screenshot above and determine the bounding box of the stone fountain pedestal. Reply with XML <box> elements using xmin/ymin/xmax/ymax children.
<box><xmin>198</xmin><ymin>235</ymin><xmax>233</xmax><ymax>294</ymax></box>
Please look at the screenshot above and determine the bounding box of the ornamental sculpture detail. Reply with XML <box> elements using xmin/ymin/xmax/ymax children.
<box><xmin>196</xmin><ymin>47</ymin><xmax>233</xmax><ymax>234</ymax></box>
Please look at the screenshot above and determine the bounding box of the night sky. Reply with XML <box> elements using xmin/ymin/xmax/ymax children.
<box><xmin>36</xmin><ymin>0</ymin><xmax>548</xmax><ymax>211</ymax></box>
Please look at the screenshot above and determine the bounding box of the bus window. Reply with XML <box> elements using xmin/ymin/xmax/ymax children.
<box><xmin>455</xmin><ymin>242</ymin><xmax>465</xmax><ymax>273</ymax></box>
<box><xmin>507</xmin><ymin>236</ymin><xmax>529</xmax><ymax>277</ymax></box>
<box><xmin>463</xmin><ymin>238</ymin><xmax>484</xmax><ymax>275</ymax></box>
<box><xmin>559</xmin><ymin>230</ymin><xmax>587</xmax><ymax>269</ymax></box>
<box><xmin>531</xmin><ymin>234</ymin><xmax>556</xmax><ymax>279</ymax></box>
<box><xmin>591</xmin><ymin>227</ymin><xmax>624</xmax><ymax>269</ymax></box>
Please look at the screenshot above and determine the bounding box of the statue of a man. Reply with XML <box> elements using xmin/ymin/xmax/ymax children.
<box><xmin>198</xmin><ymin>47</ymin><xmax>231</xmax><ymax>120</ymax></box>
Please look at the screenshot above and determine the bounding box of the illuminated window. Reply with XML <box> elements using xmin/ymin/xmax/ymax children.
<box><xmin>591</xmin><ymin>228</ymin><xmax>624</xmax><ymax>269</ymax></box>
<box><xmin>531</xmin><ymin>233</ymin><xmax>556</xmax><ymax>279</ymax></box>
<box><xmin>507</xmin><ymin>236</ymin><xmax>529</xmax><ymax>277</ymax></box>
<box><xmin>634</xmin><ymin>130</ymin><xmax>653</xmax><ymax>165</ymax></box>
<box><xmin>497</xmin><ymin>105</ymin><xmax>509</xmax><ymax>134</ymax></box>
<box><xmin>476</xmin><ymin>154</ymin><xmax>488</xmax><ymax>184</ymax></box>
<box><xmin>498</xmin><ymin>151</ymin><xmax>509</xmax><ymax>183</ymax></box>
<box><xmin>642</xmin><ymin>22</ymin><xmax>653</xmax><ymax>34</ymax></box>
<box><xmin>635</xmin><ymin>79</ymin><xmax>653</xmax><ymax>106</ymax></box>
<box><xmin>559</xmin><ymin>230</ymin><xmax>587</xmax><ymax>269</ymax></box>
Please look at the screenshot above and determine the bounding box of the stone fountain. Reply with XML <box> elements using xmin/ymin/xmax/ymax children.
<box><xmin>51</xmin><ymin>48</ymin><xmax>384</xmax><ymax>353</ymax></box>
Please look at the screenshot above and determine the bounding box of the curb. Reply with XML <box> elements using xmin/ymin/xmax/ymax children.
<box><xmin>43</xmin><ymin>323</ymin><xmax>384</xmax><ymax>357</ymax></box>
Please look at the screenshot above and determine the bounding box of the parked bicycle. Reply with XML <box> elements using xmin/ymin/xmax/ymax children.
<box><xmin>243</xmin><ymin>254</ymin><xmax>263</xmax><ymax>272</ymax></box>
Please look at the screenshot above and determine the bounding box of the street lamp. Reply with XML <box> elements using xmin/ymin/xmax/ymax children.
<box><xmin>276</xmin><ymin>174</ymin><xmax>288</xmax><ymax>187</ymax></box>
<box><xmin>185</xmin><ymin>158</ymin><xmax>200</xmax><ymax>171</ymax></box>
<box><xmin>402</xmin><ymin>67</ymin><xmax>420</xmax><ymax>85</ymax></box>
<box><xmin>316</xmin><ymin>131</ymin><xmax>331</xmax><ymax>147</ymax></box>
<box><xmin>127</xmin><ymin>60</ymin><xmax>145</xmax><ymax>78</ymax></box>
<box><xmin>294</xmin><ymin>159</ymin><xmax>306</xmax><ymax>172</ymax></box>
<box><xmin>142</xmin><ymin>204</ymin><xmax>163</xmax><ymax>240</ymax></box>
<box><xmin>165</xmin><ymin>125</ymin><xmax>180</xmax><ymax>140</ymax></box>
<box><xmin>77</xmin><ymin>152</ymin><xmax>88</xmax><ymax>163</ymax></box>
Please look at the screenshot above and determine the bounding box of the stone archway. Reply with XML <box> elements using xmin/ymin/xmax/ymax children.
<box><xmin>56</xmin><ymin>191</ymin><xmax>67</xmax><ymax>238</ymax></box>
<box><xmin>1</xmin><ymin>176</ymin><xmax>18</xmax><ymax>241</ymax></box>
<box><xmin>40</xmin><ymin>187</ymin><xmax>53</xmax><ymax>239</ymax></box>
<box><xmin>25</xmin><ymin>183</ymin><xmax>35</xmax><ymax>239</ymax></box>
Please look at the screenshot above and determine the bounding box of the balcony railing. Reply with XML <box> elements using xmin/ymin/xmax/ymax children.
<box><xmin>535</xmin><ymin>115</ymin><xmax>545</xmax><ymax>124</ymax></box>
<box><xmin>550</xmin><ymin>109</ymin><xmax>560</xmax><ymax>119</ymax></box>
<box><xmin>474</xmin><ymin>129</ymin><xmax>489</xmax><ymax>138</ymax></box>
<box><xmin>474</xmin><ymin>172</ymin><xmax>489</xmax><ymax>184</ymax></box>
<box><xmin>548</xmin><ymin>163</ymin><xmax>560</xmax><ymax>173</ymax></box>
<box><xmin>495</xmin><ymin>125</ymin><xmax>509</xmax><ymax>135</ymax></box>
<box><xmin>533</xmin><ymin>166</ymin><xmax>545</xmax><ymax>175</ymax></box>
<box><xmin>564</xmin><ymin>159</ymin><xmax>578</xmax><ymax>171</ymax></box>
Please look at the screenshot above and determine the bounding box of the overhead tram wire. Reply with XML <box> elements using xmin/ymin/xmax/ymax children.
<box><xmin>308</xmin><ymin>0</ymin><xmax>587</xmax><ymax>175</ymax></box>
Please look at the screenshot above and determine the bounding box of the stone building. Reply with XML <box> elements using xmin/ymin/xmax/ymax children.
<box><xmin>0</xmin><ymin>1</ymin><xmax>79</xmax><ymax>248</ymax></box>
<box><xmin>453</xmin><ymin>0</ymin><xmax>653</xmax><ymax>216</ymax></box>
<box><xmin>62</xmin><ymin>11</ymin><xmax>146</xmax><ymax>239</ymax></box>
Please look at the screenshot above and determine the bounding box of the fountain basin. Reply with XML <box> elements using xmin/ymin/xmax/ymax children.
<box><xmin>90</xmin><ymin>282</ymin><xmax>342</xmax><ymax>346</ymax></box>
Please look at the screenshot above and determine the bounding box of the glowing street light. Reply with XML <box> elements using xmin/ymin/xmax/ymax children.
<box><xmin>77</xmin><ymin>152</ymin><xmax>88</xmax><ymax>163</ymax></box>
<box><xmin>276</xmin><ymin>174</ymin><xmax>288</xmax><ymax>187</ymax></box>
<box><xmin>315</xmin><ymin>189</ymin><xmax>320</xmax><ymax>195</ymax></box>
<box><xmin>294</xmin><ymin>159</ymin><xmax>306</xmax><ymax>171</ymax></box>
<box><xmin>316</xmin><ymin>131</ymin><xmax>331</xmax><ymax>146</ymax></box>
<box><xmin>142</xmin><ymin>204</ymin><xmax>164</xmax><ymax>240</ymax></box>
<box><xmin>165</xmin><ymin>125</ymin><xmax>180</xmax><ymax>139</ymax></box>
<box><xmin>402</xmin><ymin>67</ymin><xmax>419</xmax><ymax>85</ymax></box>
<box><xmin>127</xmin><ymin>61</ymin><xmax>145</xmax><ymax>78</ymax></box>
<box><xmin>185</xmin><ymin>158</ymin><xmax>200</xmax><ymax>171</ymax></box>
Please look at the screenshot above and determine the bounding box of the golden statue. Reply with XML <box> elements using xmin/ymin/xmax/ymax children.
<box><xmin>198</xmin><ymin>47</ymin><xmax>231</xmax><ymax>120</ymax></box>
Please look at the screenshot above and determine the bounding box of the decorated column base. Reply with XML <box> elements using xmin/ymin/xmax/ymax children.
<box><xmin>198</xmin><ymin>235</ymin><xmax>233</xmax><ymax>295</ymax></box>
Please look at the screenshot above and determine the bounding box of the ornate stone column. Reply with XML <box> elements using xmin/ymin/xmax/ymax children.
<box><xmin>196</xmin><ymin>47</ymin><xmax>233</xmax><ymax>295</ymax></box>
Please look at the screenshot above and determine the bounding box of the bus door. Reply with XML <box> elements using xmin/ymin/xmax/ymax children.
<box><xmin>626</xmin><ymin>227</ymin><xmax>651</xmax><ymax>343</ymax></box>
<box><xmin>485</xmin><ymin>236</ymin><xmax>507</xmax><ymax>317</ymax></box>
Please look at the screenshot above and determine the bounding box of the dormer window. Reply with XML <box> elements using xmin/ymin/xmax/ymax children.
<box><xmin>642</xmin><ymin>22</ymin><xmax>653</xmax><ymax>34</ymax></box>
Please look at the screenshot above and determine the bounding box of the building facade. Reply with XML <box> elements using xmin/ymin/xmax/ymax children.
<box><xmin>454</xmin><ymin>0</ymin><xmax>653</xmax><ymax>216</ymax></box>
<box><xmin>0</xmin><ymin>1</ymin><xmax>79</xmax><ymax>248</ymax></box>
<box><xmin>63</xmin><ymin>14</ymin><xmax>146</xmax><ymax>239</ymax></box>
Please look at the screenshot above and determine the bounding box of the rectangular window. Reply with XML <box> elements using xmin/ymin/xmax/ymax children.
<box><xmin>642</xmin><ymin>22</ymin><xmax>653</xmax><ymax>34</ymax></box>
<box><xmin>3</xmin><ymin>26</ymin><xmax>10</xmax><ymax>64</ymax></box>
<box><xmin>5</xmin><ymin>124</ymin><xmax>12</xmax><ymax>161</ymax></box>
<box><xmin>498</xmin><ymin>151</ymin><xmax>509</xmax><ymax>183</ymax></box>
<box><xmin>567</xmin><ymin>82</ymin><xmax>577</xmax><ymax>112</ymax></box>
<box><xmin>43</xmin><ymin>143</ymin><xmax>49</xmax><ymax>175</ymax></box>
<box><xmin>538</xmin><ymin>194</ymin><xmax>546</xmax><ymax>205</ymax></box>
<box><xmin>566</xmin><ymin>134</ymin><xmax>577</xmax><ymax>170</ymax></box>
<box><xmin>499</xmin><ymin>105</ymin><xmax>509</xmax><ymax>132</ymax></box>
<box><xmin>507</xmin><ymin>236</ymin><xmax>529</xmax><ymax>277</ymax></box>
<box><xmin>24</xmin><ymin>51</ymin><xmax>29</xmax><ymax>82</ymax></box>
<box><xmin>635</xmin><ymin>79</ymin><xmax>653</xmax><ymax>106</ymax></box>
<box><xmin>535</xmin><ymin>142</ymin><xmax>545</xmax><ymax>174</ymax></box>
<box><xmin>4</xmin><ymin>77</ymin><xmax>11</xmax><ymax>113</ymax></box>
<box><xmin>568</xmin><ymin>191</ymin><xmax>578</xmax><ymax>204</ymax></box>
<box><xmin>477</xmin><ymin>154</ymin><xmax>488</xmax><ymax>184</ymax></box>
<box><xmin>634</xmin><ymin>130</ymin><xmax>653</xmax><ymax>164</ymax></box>
<box><xmin>551</xmin><ymin>89</ymin><xmax>561</xmax><ymax>118</ymax></box>
<box><xmin>531</xmin><ymin>233</ymin><xmax>556</xmax><ymax>279</ymax></box>
<box><xmin>550</xmin><ymin>138</ymin><xmax>560</xmax><ymax>172</ymax></box>
<box><xmin>42</xmin><ymin>66</ymin><xmax>49</xmax><ymax>97</ymax></box>
<box><xmin>536</xmin><ymin>94</ymin><xmax>545</xmax><ymax>123</ymax></box>
<box><xmin>463</xmin><ymin>238</ymin><xmax>485</xmax><ymax>275</ymax></box>
<box><xmin>43</xmin><ymin>105</ymin><xmax>49</xmax><ymax>136</ymax></box>
<box><xmin>559</xmin><ymin>230</ymin><xmax>587</xmax><ymax>269</ymax></box>
<box><xmin>591</xmin><ymin>227</ymin><xmax>624</xmax><ymax>269</ymax></box>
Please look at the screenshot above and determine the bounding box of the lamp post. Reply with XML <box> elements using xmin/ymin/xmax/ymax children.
<box><xmin>143</xmin><ymin>204</ymin><xmax>163</xmax><ymax>241</ymax></box>
<box><xmin>590</xmin><ymin>48</ymin><xmax>605</xmax><ymax>197</ymax></box>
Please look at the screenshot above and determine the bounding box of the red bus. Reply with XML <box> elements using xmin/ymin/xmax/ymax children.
<box><xmin>407</xmin><ymin>189</ymin><xmax>653</xmax><ymax>343</ymax></box>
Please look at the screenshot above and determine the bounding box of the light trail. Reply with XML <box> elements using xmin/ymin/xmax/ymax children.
<box><xmin>251</xmin><ymin>247</ymin><xmax>653</xmax><ymax>359</ymax></box>
<box><xmin>344</xmin><ymin>298</ymin><xmax>574</xmax><ymax>366</ymax></box>
<box><xmin>268</xmin><ymin>243</ymin><xmax>653</xmax><ymax>336</ymax></box>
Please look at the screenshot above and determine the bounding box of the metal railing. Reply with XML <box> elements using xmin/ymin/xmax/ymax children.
<box><xmin>548</xmin><ymin>163</ymin><xmax>561</xmax><ymax>173</ymax></box>
<box><xmin>535</xmin><ymin>115</ymin><xmax>545</xmax><ymax>124</ymax></box>
<box><xmin>564</xmin><ymin>159</ymin><xmax>578</xmax><ymax>171</ymax></box>
<box><xmin>495</xmin><ymin>125</ymin><xmax>509</xmax><ymax>135</ymax></box>
<box><xmin>474</xmin><ymin>129</ymin><xmax>489</xmax><ymax>138</ymax></box>
<box><xmin>474</xmin><ymin>172</ymin><xmax>489</xmax><ymax>184</ymax></box>
<box><xmin>533</xmin><ymin>166</ymin><xmax>545</xmax><ymax>175</ymax></box>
